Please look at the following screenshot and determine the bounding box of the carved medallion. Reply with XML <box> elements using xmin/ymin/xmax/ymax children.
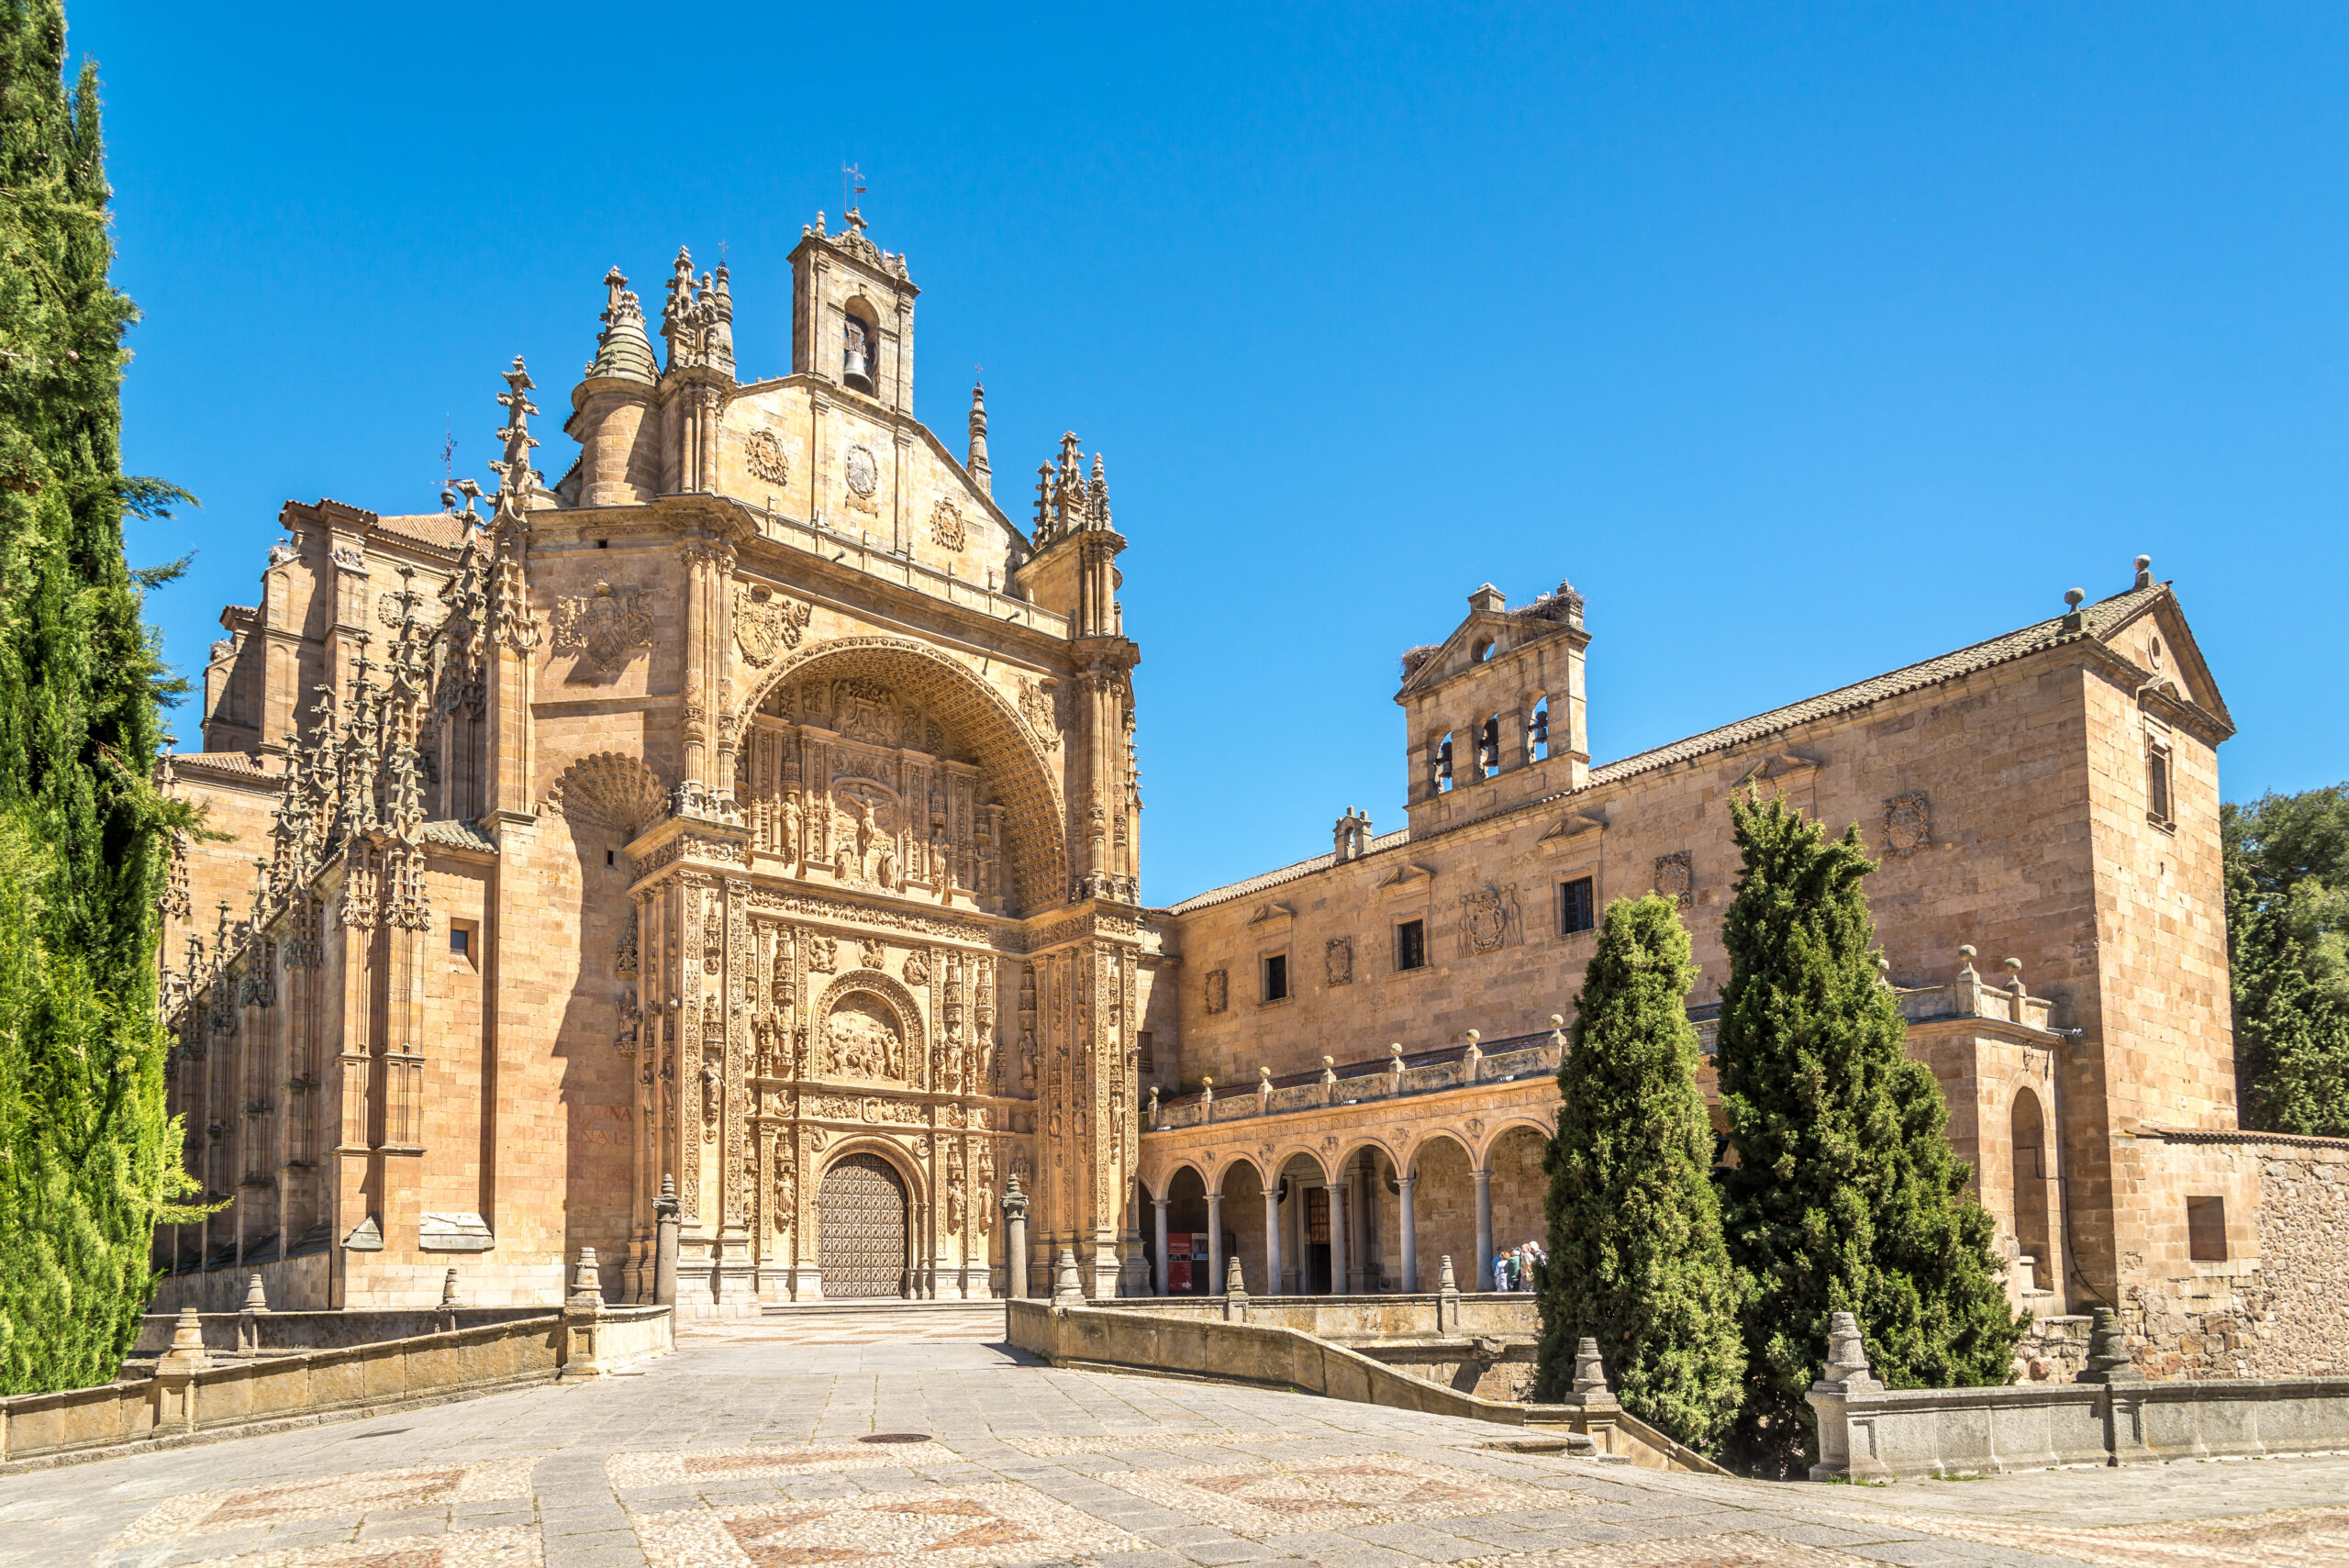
<box><xmin>1885</xmin><ymin>793</ymin><xmax>1932</xmax><ymax>856</ymax></box>
<box><xmin>1654</xmin><ymin>851</ymin><xmax>1693</xmax><ymax>907</ymax></box>
<box><xmin>1204</xmin><ymin>968</ymin><xmax>1229</xmax><ymax>1015</ymax></box>
<box><xmin>1325</xmin><ymin>936</ymin><xmax>1354</xmax><ymax>986</ymax></box>
<box><xmin>733</xmin><ymin>584</ymin><xmax>812</xmax><ymax>667</ymax></box>
<box><xmin>844</xmin><ymin>443</ymin><xmax>879</xmax><ymax>497</ymax></box>
<box><xmin>903</xmin><ymin>950</ymin><xmax>932</xmax><ymax>986</ymax></box>
<box><xmin>745</xmin><ymin>428</ymin><xmax>789</xmax><ymax>484</ymax></box>
<box><xmin>376</xmin><ymin>592</ymin><xmax>447</xmax><ymax>632</ymax></box>
<box><xmin>930</xmin><ymin>498</ymin><xmax>967</xmax><ymax>550</ymax></box>
<box><xmin>551</xmin><ymin>580</ymin><xmax>654</xmax><ymax>670</ymax></box>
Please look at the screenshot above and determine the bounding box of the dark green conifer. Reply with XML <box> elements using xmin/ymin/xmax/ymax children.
<box><xmin>2225</xmin><ymin>786</ymin><xmax>2349</xmax><ymax>1138</ymax></box>
<box><xmin>0</xmin><ymin>0</ymin><xmax>202</xmax><ymax>1394</ymax></box>
<box><xmin>1716</xmin><ymin>794</ymin><xmax>2022</xmax><ymax>1476</ymax></box>
<box><xmin>1534</xmin><ymin>894</ymin><xmax>1744</xmax><ymax>1452</ymax></box>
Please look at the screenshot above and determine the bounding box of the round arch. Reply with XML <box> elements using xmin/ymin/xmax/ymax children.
<box><xmin>735</xmin><ymin>636</ymin><xmax>1068</xmax><ymax>915</ymax></box>
<box><xmin>1210</xmin><ymin>1151</ymin><xmax>1267</xmax><ymax>1197</ymax></box>
<box><xmin>1474</xmin><ymin>1117</ymin><xmax>1555</xmax><ymax>1170</ymax></box>
<box><xmin>1146</xmin><ymin>1157</ymin><xmax>1210</xmax><ymax>1203</ymax></box>
<box><xmin>817</xmin><ymin>1134</ymin><xmax>931</xmax><ymax>1207</ymax></box>
<box><xmin>1401</xmin><ymin>1128</ymin><xmax>1475</xmax><ymax>1177</ymax></box>
<box><xmin>1266</xmin><ymin>1144</ymin><xmax>1334</xmax><ymax>1186</ymax></box>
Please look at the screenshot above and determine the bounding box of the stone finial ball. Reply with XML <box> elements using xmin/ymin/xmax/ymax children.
<box><xmin>2065</xmin><ymin>587</ymin><xmax>2086</xmax><ymax>609</ymax></box>
<box><xmin>1551</xmin><ymin>1014</ymin><xmax>1564</xmax><ymax>1027</ymax></box>
<box><xmin>1959</xmin><ymin>943</ymin><xmax>1976</xmax><ymax>961</ymax></box>
<box><xmin>2004</xmin><ymin>957</ymin><xmax>2022</xmax><ymax>973</ymax></box>
<box><xmin>2135</xmin><ymin>554</ymin><xmax>2152</xmax><ymax>573</ymax></box>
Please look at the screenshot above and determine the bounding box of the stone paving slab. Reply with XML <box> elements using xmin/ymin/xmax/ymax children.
<box><xmin>9</xmin><ymin>1335</ymin><xmax>2349</xmax><ymax>1568</ymax></box>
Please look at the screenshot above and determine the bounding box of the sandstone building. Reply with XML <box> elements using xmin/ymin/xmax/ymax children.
<box><xmin>158</xmin><ymin>217</ymin><xmax>2345</xmax><ymax>1378</ymax></box>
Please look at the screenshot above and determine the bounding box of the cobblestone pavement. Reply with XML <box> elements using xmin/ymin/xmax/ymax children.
<box><xmin>8</xmin><ymin>1329</ymin><xmax>2347</xmax><ymax>1568</ymax></box>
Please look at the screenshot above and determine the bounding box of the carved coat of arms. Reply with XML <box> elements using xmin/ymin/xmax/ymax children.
<box><xmin>1459</xmin><ymin>884</ymin><xmax>1519</xmax><ymax>954</ymax></box>
<box><xmin>930</xmin><ymin>498</ymin><xmax>967</xmax><ymax>550</ymax></box>
<box><xmin>1885</xmin><ymin>793</ymin><xmax>1932</xmax><ymax>856</ymax></box>
<box><xmin>1018</xmin><ymin>677</ymin><xmax>1061</xmax><ymax>751</ymax></box>
<box><xmin>733</xmin><ymin>584</ymin><xmax>811</xmax><ymax>667</ymax></box>
<box><xmin>551</xmin><ymin>580</ymin><xmax>653</xmax><ymax>670</ymax></box>
<box><xmin>745</xmin><ymin>428</ymin><xmax>789</xmax><ymax>484</ymax></box>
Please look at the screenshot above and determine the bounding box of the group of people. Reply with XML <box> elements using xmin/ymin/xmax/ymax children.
<box><xmin>1492</xmin><ymin>1240</ymin><xmax>1547</xmax><ymax>1292</ymax></box>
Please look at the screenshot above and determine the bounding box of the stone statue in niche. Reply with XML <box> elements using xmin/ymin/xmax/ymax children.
<box><xmin>782</xmin><ymin>795</ymin><xmax>803</xmax><ymax>863</ymax></box>
<box><xmin>874</xmin><ymin>837</ymin><xmax>898</xmax><ymax>889</ymax></box>
<box><xmin>700</xmin><ymin>1059</ymin><xmax>722</xmax><ymax>1140</ymax></box>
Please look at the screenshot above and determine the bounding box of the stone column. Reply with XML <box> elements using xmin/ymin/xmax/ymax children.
<box><xmin>1206</xmin><ymin>1191</ymin><xmax>1223</xmax><ymax>1296</ymax></box>
<box><xmin>1397</xmin><ymin>1173</ymin><xmax>1419</xmax><ymax>1294</ymax></box>
<box><xmin>653</xmin><ymin>1173</ymin><xmax>680</xmax><ymax>1307</ymax></box>
<box><xmin>1326</xmin><ymin>1182</ymin><xmax>1349</xmax><ymax>1296</ymax></box>
<box><xmin>1152</xmin><ymin>1196</ymin><xmax>1170</xmax><ymax>1296</ymax></box>
<box><xmin>1002</xmin><ymin>1175</ymin><xmax>1030</xmax><ymax>1300</ymax></box>
<box><xmin>1263</xmin><ymin>1183</ymin><xmax>1283</xmax><ymax>1296</ymax></box>
<box><xmin>1347</xmin><ymin>1153</ymin><xmax>1372</xmax><ymax>1293</ymax></box>
<box><xmin>1472</xmin><ymin>1167</ymin><xmax>1494</xmax><ymax>1292</ymax></box>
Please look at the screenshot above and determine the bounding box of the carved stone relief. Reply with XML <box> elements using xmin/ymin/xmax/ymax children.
<box><xmin>1885</xmin><ymin>793</ymin><xmax>1932</xmax><ymax>856</ymax></box>
<box><xmin>1458</xmin><ymin>884</ymin><xmax>1520</xmax><ymax>955</ymax></box>
<box><xmin>1325</xmin><ymin>936</ymin><xmax>1354</xmax><ymax>986</ymax></box>
<box><xmin>1204</xmin><ymin>968</ymin><xmax>1228</xmax><ymax>1015</ymax></box>
<box><xmin>551</xmin><ymin>581</ymin><xmax>654</xmax><ymax>670</ymax></box>
<box><xmin>930</xmin><ymin>498</ymin><xmax>967</xmax><ymax>550</ymax></box>
<box><xmin>807</xmin><ymin>936</ymin><xmax>838</xmax><ymax>973</ymax></box>
<box><xmin>745</xmin><ymin>428</ymin><xmax>789</xmax><ymax>485</ymax></box>
<box><xmin>903</xmin><ymin>950</ymin><xmax>931</xmax><ymax>986</ymax></box>
<box><xmin>844</xmin><ymin>443</ymin><xmax>879</xmax><ymax>498</ymax></box>
<box><xmin>1654</xmin><ymin>851</ymin><xmax>1694</xmax><ymax>907</ymax></box>
<box><xmin>733</xmin><ymin>584</ymin><xmax>812</xmax><ymax>667</ymax></box>
<box><xmin>1017</xmin><ymin>677</ymin><xmax>1061</xmax><ymax>751</ymax></box>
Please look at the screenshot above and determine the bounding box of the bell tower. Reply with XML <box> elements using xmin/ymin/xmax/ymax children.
<box><xmin>788</xmin><ymin>209</ymin><xmax>918</xmax><ymax>414</ymax></box>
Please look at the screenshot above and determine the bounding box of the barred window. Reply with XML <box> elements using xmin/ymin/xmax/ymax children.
<box><xmin>1559</xmin><ymin>876</ymin><xmax>1596</xmax><ymax>935</ymax></box>
<box><xmin>1396</xmin><ymin>918</ymin><xmax>1427</xmax><ymax>973</ymax></box>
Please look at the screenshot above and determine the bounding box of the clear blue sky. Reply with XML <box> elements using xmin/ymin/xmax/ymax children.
<box><xmin>82</xmin><ymin>2</ymin><xmax>2346</xmax><ymax>906</ymax></box>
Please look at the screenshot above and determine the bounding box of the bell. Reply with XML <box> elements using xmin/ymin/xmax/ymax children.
<box><xmin>844</xmin><ymin>343</ymin><xmax>870</xmax><ymax>381</ymax></box>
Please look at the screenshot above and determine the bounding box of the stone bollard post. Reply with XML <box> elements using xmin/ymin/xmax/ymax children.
<box><xmin>1805</xmin><ymin>1311</ymin><xmax>1887</xmax><ymax>1481</ymax></box>
<box><xmin>1053</xmin><ymin>1247</ymin><xmax>1085</xmax><ymax>1302</ymax></box>
<box><xmin>1001</xmin><ymin>1174</ymin><xmax>1030</xmax><ymax>1300</ymax></box>
<box><xmin>1436</xmin><ymin>1255</ymin><xmax>1461</xmax><ymax>1333</ymax></box>
<box><xmin>1557</xmin><ymin>1336</ymin><xmax>1622</xmax><ymax>1453</ymax></box>
<box><xmin>150</xmin><ymin>1306</ymin><xmax>210</xmax><ymax>1431</ymax></box>
<box><xmin>561</xmin><ymin>1247</ymin><xmax>610</xmax><ymax>1380</ymax></box>
<box><xmin>653</xmin><ymin>1173</ymin><xmax>681</xmax><ymax>1308</ymax></box>
<box><xmin>437</xmin><ymin>1267</ymin><xmax>462</xmax><ymax>1333</ymax></box>
<box><xmin>1221</xmin><ymin>1254</ymin><xmax>1249</xmax><ymax>1323</ymax></box>
<box><xmin>237</xmin><ymin>1271</ymin><xmax>270</xmax><ymax>1354</ymax></box>
<box><xmin>241</xmin><ymin>1272</ymin><xmax>270</xmax><ymax>1313</ymax></box>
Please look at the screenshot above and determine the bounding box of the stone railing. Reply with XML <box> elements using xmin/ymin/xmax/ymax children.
<box><xmin>1</xmin><ymin>1251</ymin><xmax>670</xmax><ymax>1472</ymax></box>
<box><xmin>1807</xmin><ymin>1308</ymin><xmax>2349</xmax><ymax>1480</ymax></box>
<box><xmin>1008</xmin><ymin>1294</ymin><xmax>1721</xmax><ymax>1474</ymax></box>
<box><xmin>1894</xmin><ymin>948</ymin><xmax>2055</xmax><ymax>1033</ymax></box>
<box><xmin>1083</xmin><ymin>1292</ymin><xmax>1536</xmax><ymax>1340</ymax></box>
<box><xmin>1151</xmin><ymin>1032</ymin><xmax>1563</xmax><ymax>1131</ymax></box>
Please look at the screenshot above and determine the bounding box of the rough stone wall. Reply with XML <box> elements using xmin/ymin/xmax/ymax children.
<box><xmin>2124</xmin><ymin>1133</ymin><xmax>2349</xmax><ymax>1379</ymax></box>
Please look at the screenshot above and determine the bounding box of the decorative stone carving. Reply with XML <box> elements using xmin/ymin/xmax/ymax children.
<box><xmin>930</xmin><ymin>498</ymin><xmax>967</xmax><ymax>550</ymax></box>
<box><xmin>807</xmin><ymin>936</ymin><xmax>838</xmax><ymax>973</ymax></box>
<box><xmin>1204</xmin><ymin>968</ymin><xmax>1228</xmax><ymax>1015</ymax></box>
<box><xmin>843</xmin><ymin>443</ymin><xmax>879</xmax><ymax>497</ymax></box>
<box><xmin>1458</xmin><ymin>884</ymin><xmax>1520</xmax><ymax>954</ymax></box>
<box><xmin>733</xmin><ymin>584</ymin><xmax>812</xmax><ymax>667</ymax></box>
<box><xmin>551</xmin><ymin>581</ymin><xmax>654</xmax><ymax>670</ymax></box>
<box><xmin>824</xmin><ymin>992</ymin><xmax>906</xmax><ymax>1081</ymax></box>
<box><xmin>745</xmin><ymin>428</ymin><xmax>789</xmax><ymax>484</ymax></box>
<box><xmin>377</xmin><ymin>592</ymin><xmax>446</xmax><ymax>632</ymax></box>
<box><xmin>1653</xmin><ymin>851</ymin><xmax>1693</xmax><ymax>907</ymax></box>
<box><xmin>330</xmin><ymin>544</ymin><xmax>366</xmax><ymax>572</ymax></box>
<box><xmin>1017</xmin><ymin>677</ymin><xmax>1061</xmax><ymax>751</ymax></box>
<box><xmin>543</xmin><ymin>752</ymin><xmax>670</xmax><ymax>836</ymax></box>
<box><xmin>1885</xmin><ymin>792</ymin><xmax>1931</xmax><ymax>856</ymax></box>
<box><xmin>860</xmin><ymin>937</ymin><xmax>886</xmax><ymax>970</ymax></box>
<box><xmin>1325</xmin><ymin>936</ymin><xmax>1353</xmax><ymax>986</ymax></box>
<box><xmin>904</xmin><ymin>950</ymin><xmax>931</xmax><ymax>986</ymax></box>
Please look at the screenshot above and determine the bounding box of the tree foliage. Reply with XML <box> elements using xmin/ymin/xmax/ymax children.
<box><xmin>2225</xmin><ymin>784</ymin><xmax>2349</xmax><ymax>1138</ymax></box>
<box><xmin>0</xmin><ymin>0</ymin><xmax>202</xmax><ymax>1395</ymax></box>
<box><xmin>1534</xmin><ymin>894</ymin><xmax>1745</xmax><ymax>1452</ymax></box>
<box><xmin>1715</xmin><ymin>794</ymin><xmax>2023</xmax><ymax>1477</ymax></box>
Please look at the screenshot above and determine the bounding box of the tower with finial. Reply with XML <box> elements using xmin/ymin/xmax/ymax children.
<box><xmin>789</xmin><ymin>206</ymin><xmax>918</xmax><ymax>415</ymax></box>
<box><xmin>565</xmin><ymin>268</ymin><xmax>659</xmax><ymax>507</ymax></box>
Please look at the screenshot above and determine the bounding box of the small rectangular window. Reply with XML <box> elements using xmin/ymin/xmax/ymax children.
<box><xmin>2187</xmin><ymin>1195</ymin><xmax>2227</xmax><ymax>1262</ymax></box>
<box><xmin>1264</xmin><ymin>953</ymin><xmax>1289</xmax><ymax>1003</ymax></box>
<box><xmin>2147</xmin><ymin>744</ymin><xmax>2174</xmax><ymax>828</ymax></box>
<box><xmin>606</xmin><ymin>849</ymin><xmax>616</xmax><ymax>867</ymax></box>
<box><xmin>450</xmin><ymin>928</ymin><xmax>469</xmax><ymax>957</ymax></box>
<box><xmin>1560</xmin><ymin>876</ymin><xmax>1596</xmax><ymax>935</ymax></box>
<box><xmin>1138</xmin><ymin>1029</ymin><xmax>1155</xmax><ymax>1073</ymax></box>
<box><xmin>1397</xmin><ymin>919</ymin><xmax>1427</xmax><ymax>972</ymax></box>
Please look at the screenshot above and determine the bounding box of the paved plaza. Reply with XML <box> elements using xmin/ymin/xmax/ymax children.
<box><xmin>8</xmin><ymin>1319</ymin><xmax>2347</xmax><ymax>1568</ymax></box>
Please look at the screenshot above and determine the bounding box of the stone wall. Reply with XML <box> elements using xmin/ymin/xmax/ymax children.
<box><xmin>2123</xmin><ymin>1130</ymin><xmax>2349</xmax><ymax>1380</ymax></box>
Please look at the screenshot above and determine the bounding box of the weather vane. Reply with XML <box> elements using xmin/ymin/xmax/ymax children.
<box><xmin>842</xmin><ymin>161</ymin><xmax>865</xmax><ymax>212</ymax></box>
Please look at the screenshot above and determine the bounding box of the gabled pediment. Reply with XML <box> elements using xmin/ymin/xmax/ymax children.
<box><xmin>2099</xmin><ymin>590</ymin><xmax>2234</xmax><ymax>738</ymax></box>
<box><xmin>1539</xmin><ymin>809</ymin><xmax>1609</xmax><ymax>848</ymax></box>
<box><xmin>1246</xmin><ymin>901</ymin><xmax>1296</xmax><ymax>928</ymax></box>
<box><xmin>1379</xmin><ymin>862</ymin><xmax>1439</xmax><ymax>898</ymax></box>
<box><xmin>1735</xmin><ymin>751</ymin><xmax>1822</xmax><ymax>786</ymax></box>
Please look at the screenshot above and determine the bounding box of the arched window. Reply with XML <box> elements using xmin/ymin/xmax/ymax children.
<box><xmin>1432</xmin><ymin>731</ymin><xmax>1453</xmax><ymax>794</ymax></box>
<box><xmin>842</xmin><ymin>305</ymin><xmax>879</xmax><ymax>394</ymax></box>
<box><xmin>1476</xmin><ymin>713</ymin><xmax>1501</xmax><ymax>778</ymax></box>
<box><xmin>1530</xmin><ymin>695</ymin><xmax>1553</xmax><ymax>762</ymax></box>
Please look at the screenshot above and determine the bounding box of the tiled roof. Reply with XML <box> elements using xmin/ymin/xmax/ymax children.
<box><xmin>1162</xmin><ymin>584</ymin><xmax>2168</xmax><ymax>915</ymax></box>
<box><xmin>373</xmin><ymin>512</ymin><xmax>471</xmax><ymax>551</ymax></box>
<box><xmin>168</xmin><ymin>751</ymin><xmax>274</xmax><ymax>782</ymax></box>
<box><xmin>420</xmin><ymin>818</ymin><xmax>496</xmax><ymax>853</ymax></box>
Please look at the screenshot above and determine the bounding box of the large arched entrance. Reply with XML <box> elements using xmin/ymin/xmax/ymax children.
<box><xmin>818</xmin><ymin>1152</ymin><xmax>911</xmax><ymax>1298</ymax></box>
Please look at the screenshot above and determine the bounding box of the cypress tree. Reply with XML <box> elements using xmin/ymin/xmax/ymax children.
<box><xmin>1716</xmin><ymin>794</ymin><xmax>2022</xmax><ymax>1477</ymax></box>
<box><xmin>1534</xmin><ymin>894</ymin><xmax>1744</xmax><ymax>1452</ymax></box>
<box><xmin>0</xmin><ymin>0</ymin><xmax>203</xmax><ymax>1394</ymax></box>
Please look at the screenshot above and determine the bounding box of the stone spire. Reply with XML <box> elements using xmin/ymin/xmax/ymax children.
<box><xmin>967</xmin><ymin>380</ymin><xmax>991</xmax><ymax>496</ymax></box>
<box><xmin>659</xmin><ymin>246</ymin><xmax>736</xmax><ymax>379</ymax></box>
<box><xmin>583</xmin><ymin>267</ymin><xmax>656</xmax><ymax>385</ymax></box>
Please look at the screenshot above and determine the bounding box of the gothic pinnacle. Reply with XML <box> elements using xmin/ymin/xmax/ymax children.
<box><xmin>967</xmin><ymin>380</ymin><xmax>992</xmax><ymax>496</ymax></box>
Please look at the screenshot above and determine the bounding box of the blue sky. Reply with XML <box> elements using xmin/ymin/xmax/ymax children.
<box><xmin>83</xmin><ymin>2</ymin><xmax>2346</xmax><ymax>906</ymax></box>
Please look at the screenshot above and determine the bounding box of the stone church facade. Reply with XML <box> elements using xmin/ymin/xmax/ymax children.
<box><xmin>158</xmin><ymin>216</ymin><xmax>2345</xmax><ymax>1375</ymax></box>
